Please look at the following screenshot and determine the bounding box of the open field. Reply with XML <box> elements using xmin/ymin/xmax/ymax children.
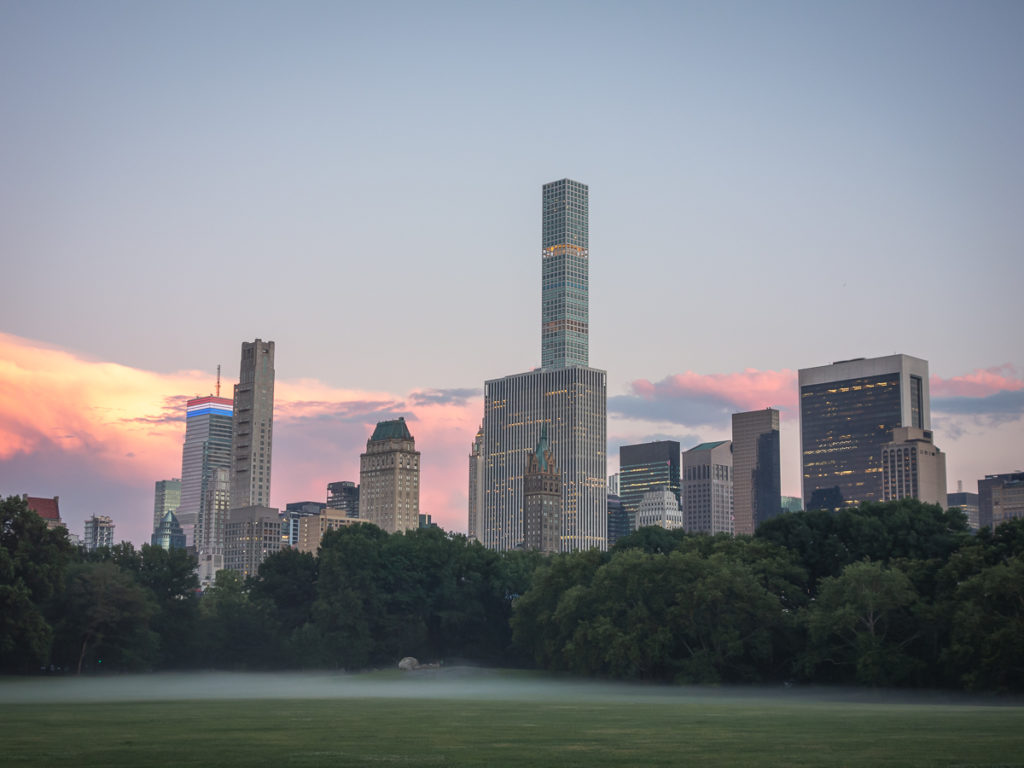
<box><xmin>2</xmin><ymin>671</ymin><xmax>1023</xmax><ymax>767</ymax></box>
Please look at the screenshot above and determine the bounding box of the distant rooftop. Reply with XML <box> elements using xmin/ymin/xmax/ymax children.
<box><xmin>687</xmin><ymin>440</ymin><xmax>729</xmax><ymax>453</ymax></box>
<box><xmin>25</xmin><ymin>495</ymin><xmax>60</xmax><ymax>521</ymax></box>
<box><xmin>370</xmin><ymin>417</ymin><xmax>413</xmax><ymax>442</ymax></box>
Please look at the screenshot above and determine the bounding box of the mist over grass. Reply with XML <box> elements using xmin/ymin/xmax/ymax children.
<box><xmin>1</xmin><ymin>668</ymin><xmax>1020</xmax><ymax>708</ymax></box>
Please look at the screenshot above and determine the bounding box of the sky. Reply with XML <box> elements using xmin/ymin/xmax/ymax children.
<box><xmin>1</xmin><ymin>1</ymin><xmax>1022</xmax><ymax>545</ymax></box>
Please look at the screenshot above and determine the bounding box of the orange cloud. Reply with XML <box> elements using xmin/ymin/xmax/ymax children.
<box><xmin>0</xmin><ymin>332</ymin><xmax>482</xmax><ymax>543</ymax></box>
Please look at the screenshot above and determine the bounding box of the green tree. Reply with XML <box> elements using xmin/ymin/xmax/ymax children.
<box><xmin>805</xmin><ymin>559</ymin><xmax>921</xmax><ymax>686</ymax></box>
<box><xmin>0</xmin><ymin>495</ymin><xmax>74</xmax><ymax>672</ymax></box>
<box><xmin>53</xmin><ymin>561</ymin><xmax>158</xmax><ymax>674</ymax></box>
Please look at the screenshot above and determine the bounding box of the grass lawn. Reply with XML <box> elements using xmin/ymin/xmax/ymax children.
<box><xmin>2</xmin><ymin>673</ymin><xmax>1022</xmax><ymax>767</ymax></box>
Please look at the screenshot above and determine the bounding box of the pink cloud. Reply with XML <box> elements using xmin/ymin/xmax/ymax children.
<box><xmin>930</xmin><ymin>365</ymin><xmax>1024</xmax><ymax>398</ymax></box>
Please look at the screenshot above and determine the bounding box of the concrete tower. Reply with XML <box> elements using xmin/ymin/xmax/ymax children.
<box><xmin>231</xmin><ymin>339</ymin><xmax>275</xmax><ymax>509</ymax></box>
<box><xmin>683</xmin><ymin>441</ymin><xmax>734</xmax><ymax>534</ymax></box>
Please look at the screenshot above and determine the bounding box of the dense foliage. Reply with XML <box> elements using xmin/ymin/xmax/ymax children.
<box><xmin>1</xmin><ymin>495</ymin><xmax>1021</xmax><ymax>691</ymax></box>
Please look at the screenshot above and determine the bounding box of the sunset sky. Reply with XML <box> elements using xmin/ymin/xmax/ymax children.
<box><xmin>2</xmin><ymin>2</ymin><xmax>1022</xmax><ymax>544</ymax></box>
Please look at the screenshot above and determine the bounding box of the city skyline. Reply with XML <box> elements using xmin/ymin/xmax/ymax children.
<box><xmin>1</xmin><ymin>3</ymin><xmax>1022</xmax><ymax>543</ymax></box>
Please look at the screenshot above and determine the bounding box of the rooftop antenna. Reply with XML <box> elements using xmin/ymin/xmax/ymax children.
<box><xmin>216</xmin><ymin>364</ymin><xmax>221</xmax><ymax>397</ymax></box>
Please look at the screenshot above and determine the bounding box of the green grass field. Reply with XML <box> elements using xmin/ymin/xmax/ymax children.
<box><xmin>2</xmin><ymin>672</ymin><xmax>1022</xmax><ymax>767</ymax></box>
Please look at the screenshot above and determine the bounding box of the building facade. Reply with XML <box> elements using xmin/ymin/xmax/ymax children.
<box><xmin>682</xmin><ymin>441</ymin><xmax>733</xmax><ymax>534</ymax></box>
<box><xmin>799</xmin><ymin>354</ymin><xmax>930</xmax><ymax>510</ymax></box>
<box><xmin>359</xmin><ymin>418</ymin><xmax>420</xmax><ymax>533</ymax></box>
<box><xmin>978</xmin><ymin>472</ymin><xmax>1024</xmax><ymax>529</ymax></box>
<box><xmin>296</xmin><ymin>509</ymin><xmax>362</xmax><ymax>554</ymax></box>
<box><xmin>179</xmin><ymin>395</ymin><xmax>233</xmax><ymax>546</ymax></box>
<box><xmin>619</xmin><ymin>441</ymin><xmax>681</xmax><ymax>533</ymax></box>
<box><xmin>223</xmin><ymin>505</ymin><xmax>282</xmax><ymax>578</ymax></box>
<box><xmin>636</xmin><ymin>487</ymin><xmax>684</xmax><ymax>530</ymax></box>
<box><xmin>231</xmin><ymin>339</ymin><xmax>275</xmax><ymax>510</ymax></box>
<box><xmin>522</xmin><ymin>426</ymin><xmax>562</xmax><ymax>554</ymax></box>
<box><xmin>881</xmin><ymin>427</ymin><xmax>948</xmax><ymax>508</ymax></box>
<box><xmin>947</xmin><ymin>489</ymin><xmax>980</xmax><ymax>530</ymax></box>
<box><xmin>326</xmin><ymin>481</ymin><xmax>359</xmax><ymax>517</ymax></box>
<box><xmin>467</xmin><ymin>426</ymin><xmax>484</xmax><ymax>542</ymax></box>
<box><xmin>283</xmin><ymin>501</ymin><xmax>326</xmax><ymax>547</ymax></box>
<box><xmin>152</xmin><ymin>479</ymin><xmax>181</xmax><ymax>534</ymax></box>
<box><xmin>83</xmin><ymin>515</ymin><xmax>115</xmax><ymax>551</ymax></box>
<box><xmin>196</xmin><ymin>466</ymin><xmax>230</xmax><ymax>585</ymax></box>
<box><xmin>479</xmin><ymin>178</ymin><xmax>607</xmax><ymax>552</ymax></box>
<box><xmin>607</xmin><ymin>494</ymin><xmax>629</xmax><ymax>548</ymax></box>
<box><xmin>731</xmin><ymin>409</ymin><xmax>781</xmax><ymax>535</ymax></box>
<box><xmin>482</xmin><ymin>366</ymin><xmax>607</xmax><ymax>551</ymax></box>
<box><xmin>541</xmin><ymin>178</ymin><xmax>589</xmax><ymax>370</ymax></box>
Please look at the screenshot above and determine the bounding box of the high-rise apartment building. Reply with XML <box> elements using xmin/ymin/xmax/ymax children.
<box><xmin>179</xmin><ymin>396</ymin><xmax>233</xmax><ymax>546</ymax></box>
<box><xmin>480</xmin><ymin>179</ymin><xmax>607</xmax><ymax>552</ymax></box>
<box><xmin>359</xmin><ymin>418</ymin><xmax>420</xmax><ymax>533</ymax></box>
<box><xmin>522</xmin><ymin>426</ymin><xmax>562</xmax><ymax>554</ymax></box>
<box><xmin>541</xmin><ymin>178</ymin><xmax>589</xmax><ymax>370</ymax></box>
<box><xmin>881</xmin><ymin>427</ymin><xmax>947</xmax><ymax>508</ymax></box>
<box><xmin>152</xmin><ymin>479</ymin><xmax>181</xmax><ymax>534</ymax></box>
<box><xmin>978</xmin><ymin>472</ymin><xmax>1024</xmax><ymax>529</ymax></box>
<box><xmin>231</xmin><ymin>339</ymin><xmax>275</xmax><ymax>510</ymax></box>
<box><xmin>467</xmin><ymin>426</ymin><xmax>484</xmax><ymax>542</ymax></box>
<box><xmin>731</xmin><ymin>409</ymin><xmax>781</xmax><ymax>535</ymax></box>
<box><xmin>682</xmin><ymin>441</ymin><xmax>733</xmax><ymax>534</ymax></box>
<box><xmin>799</xmin><ymin>354</ymin><xmax>930</xmax><ymax>511</ymax></box>
<box><xmin>326</xmin><ymin>481</ymin><xmax>360</xmax><ymax>517</ymax></box>
<box><xmin>619</xmin><ymin>441</ymin><xmax>681</xmax><ymax>533</ymax></box>
<box><xmin>636</xmin><ymin>487</ymin><xmax>684</xmax><ymax>530</ymax></box>
<box><xmin>83</xmin><ymin>515</ymin><xmax>115</xmax><ymax>551</ymax></box>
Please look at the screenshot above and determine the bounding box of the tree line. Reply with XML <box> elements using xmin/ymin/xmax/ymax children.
<box><xmin>2</xmin><ymin>495</ymin><xmax>1021</xmax><ymax>691</ymax></box>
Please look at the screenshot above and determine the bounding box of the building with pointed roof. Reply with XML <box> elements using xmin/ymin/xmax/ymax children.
<box><xmin>151</xmin><ymin>510</ymin><xmax>186</xmax><ymax>551</ymax></box>
<box><xmin>359</xmin><ymin>417</ymin><xmax>420</xmax><ymax>533</ymax></box>
<box><xmin>523</xmin><ymin>425</ymin><xmax>562</xmax><ymax>553</ymax></box>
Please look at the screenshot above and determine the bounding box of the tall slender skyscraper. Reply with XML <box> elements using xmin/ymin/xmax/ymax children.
<box><xmin>731</xmin><ymin>409</ymin><xmax>781</xmax><ymax>535</ymax></box>
<box><xmin>231</xmin><ymin>339</ymin><xmax>275</xmax><ymax>509</ymax></box>
<box><xmin>179</xmin><ymin>395</ymin><xmax>233</xmax><ymax>546</ymax></box>
<box><xmin>481</xmin><ymin>179</ymin><xmax>607</xmax><ymax>552</ymax></box>
<box><xmin>799</xmin><ymin>354</ymin><xmax>930</xmax><ymax>510</ymax></box>
<box><xmin>541</xmin><ymin>178</ymin><xmax>589</xmax><ymax>369</ymax></box>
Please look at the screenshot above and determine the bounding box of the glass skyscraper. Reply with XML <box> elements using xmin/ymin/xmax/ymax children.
<box><xmin>618</xmin><ymin>441</ymin><xmax>682</xmax><ymax>531</ymax></box>
<box><xmin>541</xmin><ymin>179</ymin><xmax>589</xmax><ymax>369</ymax></box>
<box><xmin>799</xmin><ymin>354</ymin><xmax>930</xmax><ymax>510</ymax></box>
<box><xmin>178</xmin><ymin>395</ymin><xmax>233</xmax><ymax>546</ymax></box>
